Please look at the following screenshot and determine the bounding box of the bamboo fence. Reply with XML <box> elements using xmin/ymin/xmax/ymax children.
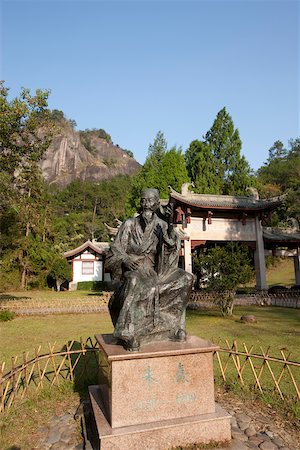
<box><xmin>214</xmin><ymin>339</ymin><xmax>300</xmax><ymax>402</ymax></box>
<box><xmin>0</xmin><ymin>338</ymin><xmax>299</xmax><ymax>414</ymax></box>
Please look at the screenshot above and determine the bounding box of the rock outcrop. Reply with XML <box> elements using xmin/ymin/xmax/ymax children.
<box><xmin>39</xmin><ymin>125</ymin><xmax>140</xmax><ymax>186</ymax></box>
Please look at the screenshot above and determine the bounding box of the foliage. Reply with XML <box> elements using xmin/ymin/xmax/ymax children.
<box><xmin>51</xmin><ymin>175</ymin><xmax>132</xmax><ymax>250</ymax></box>
<box><xmin>0</xmin><ymin>82</ymin><xmax>59</xmax><ymax>289</ymax></box>
<box><xmin>103</xmin><ymin>157</ymin><xmax>117</xmax><ymax>168</ymax></box>
<box><xmin>79</xmin><ymin>130</ymin><xmax>95</xmax><ymax>153</ymax></box>
<box><xmin>193</xmin><ymin>243</ymin><xmax>254</xmax><ymax>316</ymax></box>
<box><xmin>0</xmin><ymin>310</ymin><xmax>15</xmax><ymax>321</ymax></box>
<box><xmin>76</xmin><ymin>281</ymin><xmax>109</xmax><ymax>291</ymax></box>
<box><xmin>79</xmin><ymin>128</ymin><xmax>112</xmax><ymax>153</ymax></box>
<box><xmin>123</xmin><ymin>148</ymin><xmax>134</xmax><ymax>158</ymax></box>
<box><xmin>257</xmin><ymin>138</ymin><xmax>300</xmax><ymax>225</ymax></box>
<box><xmin>126</xmin><ymin>131</ymin><xmax>190</xmax><ymax>213</ymax></box>
<box><xmin>97</xmin><ymin>128</ymin><xmax>111</xmax><ymax>142</ymax></box>
<box><xmin>185</xmin><ymin>107</ymin><xmax>254</xmax><ymax>195</ymax></box>
<box><xmin>0</xmin><ymin>82</ymin><xmax>51</xmax><ymax>174</ymax></box>
<box><xmin>48</xmin><ymin>109</ymin><xmax>77</xmax><ymax>129</ymax></box>
<box><xmin>48</xmin><ymin>257</ymin><xmax>72</xmax><ymax>291</ymax></box>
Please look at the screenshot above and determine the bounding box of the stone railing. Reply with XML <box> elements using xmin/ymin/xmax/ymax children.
<box><xmin>189</xmin><ymin>290</ymin><xmax>300</xmax><ymax>308</ymax></box>
<box><xmin>0</xmin><ymin>293</ymin><xmax>112</xmax><ymax>315</ymax></box>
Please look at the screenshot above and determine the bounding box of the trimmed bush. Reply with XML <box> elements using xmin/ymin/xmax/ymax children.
<box><xmin>0</xmin><ymin>310</ymin><xmax>15</xmax><ymax>321</ymax></box>
<box><xmin>77</xmin><ymin>281</ymin><xmax>109</xmax><ymax>291</ymax></box>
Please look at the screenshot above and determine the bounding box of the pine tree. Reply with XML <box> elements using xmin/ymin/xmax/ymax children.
<box><xmin>186</xmin><ymin>108</ymin><xmax>253</xmax><ymax>195</ymax></box>
<box><xmin>126</xmin><ymin>131</ymin><xmax>190</xmax><ymax>213</ymax></box>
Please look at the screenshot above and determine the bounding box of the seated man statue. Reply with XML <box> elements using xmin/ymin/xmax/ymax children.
<box><xmin>106</xmin><ymin>188</ymin><xmax>194</xmax><ymax>351</ymax></box>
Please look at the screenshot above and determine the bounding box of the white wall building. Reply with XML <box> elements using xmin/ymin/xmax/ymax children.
<box><xmin>64</xmin><ymin>240</ymin><xmax>110</xmax><ymax>290</ymax></box>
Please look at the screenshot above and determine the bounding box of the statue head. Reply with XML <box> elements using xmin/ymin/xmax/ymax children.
<box><xmin>140</xmin><ymin>189</ymin><xmax>160</xmax><ymax>215</ymax></box>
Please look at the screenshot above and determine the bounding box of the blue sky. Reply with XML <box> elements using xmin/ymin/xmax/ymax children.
<box><xmin>1</xmin><ymin>0</ymin><xmax>299</xmax><ymax>170</ymax></box>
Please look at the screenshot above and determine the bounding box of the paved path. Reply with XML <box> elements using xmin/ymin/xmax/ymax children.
<box><xmin>36</xmin><ymin>397</ymin><xmax>299</xmax><ymax>450</ymax></box>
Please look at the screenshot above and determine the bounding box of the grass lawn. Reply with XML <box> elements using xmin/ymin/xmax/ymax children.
<box><xmin>187</xmin><ymin>306</ymin><xmax>300</xmax><ymax>359</ymax></box>
<box><xmin>0</xmin><ymin>289</ymin><xmax>110</xmax><ymax>311</ymax></box>
<box><xmin>266</xmin><ymin>258</ymin><xmax>296</xmax><ymax>287</ymax></box>
<box><xmin>2</xmin><ymin>289</ymin><xmax>100</xmax><ymax>301</ymax></box>
<box><xmin>1</xmin><ymin>306</ymin><xmax>299</xmax><ymax>366</ymax></box>
<box><xmin>0</xmin><ymin>312</ymin><xmax>113</xmax><ymax>366</ymax></box>
<box><xmin>0</xmin><ymin>305</ymin><xmax>299</xmax><ymax>449</ymax></box>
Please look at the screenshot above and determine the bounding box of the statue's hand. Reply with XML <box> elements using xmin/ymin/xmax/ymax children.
<box><xmin>154</xmin><ymin>224</ymin><xmax>162</xmax><ymax>238</ymax></box>
<box><xmin>161</xmin><ymin>202</ymin><xmax>174</xmax><ymax>226</ymax></box>
<box><xmin>123</xmin><ymin>257</ymin><xmax>142</xmax><ymax>271</ymax></box>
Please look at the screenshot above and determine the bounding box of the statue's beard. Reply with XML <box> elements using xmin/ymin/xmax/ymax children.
<box><xmin>142</xmin><ymin>209</ymin><xmax>154</xmax><ymax>224</ymax></box>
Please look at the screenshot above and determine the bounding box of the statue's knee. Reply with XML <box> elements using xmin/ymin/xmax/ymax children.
<box><xmin>125</xmin><ymin>271</ymin><xmax>138</xmax><ymax>287</ymax></box>
<box><xmin>185</xmin><ymin>272</ymin><xmax>195</xmax><ymax>287</ymax></box>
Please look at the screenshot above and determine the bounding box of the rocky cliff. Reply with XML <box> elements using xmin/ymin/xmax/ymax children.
<box><xmin>39</xmin><ymin>124</ymin><xmax>140</xmax><ymax>186</ymax></box>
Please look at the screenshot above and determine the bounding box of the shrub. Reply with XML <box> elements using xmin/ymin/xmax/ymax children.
<box><xmin>194</xmin><ymin>242</ymin><xmax>254</xmax><ymax>316</ymax></box>
<box><xmin>77</xmin><ymin>281</ymin><xmax>109</xmax><ymax>291</ymax></box>
<box><xmin>0</xmin><ymin>267</ymin><xmax>21</xmax><ymax>291</ymax></box>
<box><xmin>0</xmin><ymin>310</ymin><xmax>15</xmax><ymax>321</ymax></box>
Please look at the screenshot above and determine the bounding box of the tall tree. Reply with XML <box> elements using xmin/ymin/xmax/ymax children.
<box><xmin>126</xmin><ymin>131</ymin><xmax>190</xmax><ymax>213</ymax></box>
<box><xmin>267</xmin><ymin>140</ymin><xmax>287</xmax><ymax>162</ymax></box>
<box><xmin>257</xmin><ymin>138</ymin><xmax>300</xmax><ymax>224</ymax></box>
<box><xmin>186</xmin><ymin>108</ymin><xmax>253</xmax><ymax>195</ymax></box>
<box><xmin>0</xmin><ymin>82</ymin><xmax>55</xmax><ymax>288</ymax></box>
<box><xmin>185</xmin><ymin>140</ymin><xmax>219</xmax><ymax>194</ymax></box>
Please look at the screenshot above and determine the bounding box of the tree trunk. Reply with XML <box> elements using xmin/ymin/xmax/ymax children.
<box><xmin>21</xmin><ymin>262</ymin><xmax>27</xmax><ymax>289</ymax></box>
<box><xmin>56</xmin><ymin>279</ymin><xmax>63</xmax><ymax>291</ymax></box>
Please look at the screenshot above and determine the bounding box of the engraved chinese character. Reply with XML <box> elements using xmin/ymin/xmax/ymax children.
<box><xmin>143</xmin><ymin>366</ymin><xmax>159</xmax><ymax>386</ymax></box>
<box><xmin>176</xmin><ymin>362</ymin><xmax>190</xmax><ymax>383</ymax></box>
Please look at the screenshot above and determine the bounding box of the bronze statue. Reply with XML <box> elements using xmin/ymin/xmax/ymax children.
<box><xmin>106</xmin><ymin>189</ymin><xmax>194</xmax><ymax>351</ymax></box>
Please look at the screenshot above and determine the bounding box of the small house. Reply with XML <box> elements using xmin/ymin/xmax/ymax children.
<box><xmin>64</xmin><ymin>240</ymin><xmax>110</xmax><ymax>290</ymax></box>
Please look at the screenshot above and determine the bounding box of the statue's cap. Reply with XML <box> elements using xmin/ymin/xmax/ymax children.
<box><xmin>141</xmin><ymin>188</ymin><xmax>160</xmax><ymax>200</ymax></box>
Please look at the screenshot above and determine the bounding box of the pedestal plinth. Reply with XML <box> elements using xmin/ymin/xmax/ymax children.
<box><xmin>89</xmin><ymin>334</ymin><xmax>231</xmax><ymax>449</ymax></box>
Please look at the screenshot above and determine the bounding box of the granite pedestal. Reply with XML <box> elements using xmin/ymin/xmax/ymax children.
<box><xmin>89</xmin><ymin>334</ymin><xmax>231</xmax><ymax>449</ymax></box>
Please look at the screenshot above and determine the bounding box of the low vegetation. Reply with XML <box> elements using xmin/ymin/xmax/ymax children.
<box><xmin>1</xmin><ymin>305</ymin><xmax>298</xmax><ymax>365</ymax></box>
<box><xmin>0</xmin><ymin>382</ymin><xmax>81</xmax><ymax>450</ymax></box>
<box><xmin>0</xmin><ymin>303</ymin><xmax>299</xmax><ymax>448</ymax></box>
<box><xmin>0</xmin><ymin>310</ymin><xmax>15</xmax><ymax>321</ymax></box>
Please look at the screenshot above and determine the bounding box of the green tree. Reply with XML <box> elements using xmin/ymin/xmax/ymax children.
<box><xmin>185</xmin><ymin>140</ymin><xmax>219</xmax><ymax>194</ymax></box>
<box><xmin>0</xmin><ymin>82</ymin><xmax>55</xmax><ymax>288</ymax></box>
<box><xmin>193</xmin><ymin>243</ymin><xmax>253</xmax><ymax>316</ymax></box>
<box><xmin>49</xmin><ymin>257</ymin><xmax>72</xmax><ymax>291</ymax></box>
<box><xmin>257</xmin><ymin>138</ymin><xmax>300</xmax><ymax>225</ymax></box>
<box><xmin>51</xmin><ymin>175</ymin><xmax>133</xmax><ymax>251</ymax></box>
<box><xmin>127</xmin><ymin>131</ymin><xmax>190</xmax><ymax>213</ymax></box>
<box><xmin>267</xmin><ymin>140</ymin><xmax>287</xmax><ymax>162</ymax></box>
<box><xmin>186</xmin><ymin>108</ymin><xmax>253</xmax><ymax>195</ymax></box>
<box><xmin>0</xmin><ymin>82</ymin><xmax>51</xmax><ymax>174</ymax></box>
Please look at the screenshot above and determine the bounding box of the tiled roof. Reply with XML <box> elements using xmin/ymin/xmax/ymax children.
<box><xmin>263</xmin><ymin>227</ymin><xmax>300</xmax><ymax>243</ymax></box>
<box><xmin>169</xmin><ymin>187</ymin><xmax>284</xmax><ymax>211</ymax></box>
<box><xmin>64</xmin><ymin>240</ymin><xmax>107</xmax><ymax>258</ymax></box>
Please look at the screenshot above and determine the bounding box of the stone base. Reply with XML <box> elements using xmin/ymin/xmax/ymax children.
<box><xmin>89</xmin><ymin>385</ymin><xmax>231</xmax><ymax>450</ymax></box>
<box><xmin>89</xmin><ymin>334</ymin><xmax>231</xmax><ymax>449</ymax></box>
<box><xmin>96</xmin><ymin>334</ymin><xmax>220</xmax><ymax>428</ymax></box>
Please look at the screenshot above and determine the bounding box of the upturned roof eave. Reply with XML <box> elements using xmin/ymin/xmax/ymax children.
<box><xmin>263</xmin><ymin>228</ymin><xmax>300</xmax><ymax>245</ymax></box>
<box><xmin>64</xmin><ymin>240</ymin><xmax>105</xmax><ymax>258</ymax></box>
<box><xmin>169</xmin><ymin>189</ymin><xmax>284</xmax><ymax>211</ymax></box>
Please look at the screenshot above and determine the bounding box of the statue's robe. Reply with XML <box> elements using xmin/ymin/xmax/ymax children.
<box><xmin>106</xmin><ymin>214</ymin><xmax>194</xmax><ymax>344</ymax></box>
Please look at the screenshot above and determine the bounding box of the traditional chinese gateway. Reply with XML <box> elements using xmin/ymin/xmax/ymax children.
<box><xmin>170</xmin><ymin>184</ymin><xmax>300</xmax><ymax>289</ymax></box>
